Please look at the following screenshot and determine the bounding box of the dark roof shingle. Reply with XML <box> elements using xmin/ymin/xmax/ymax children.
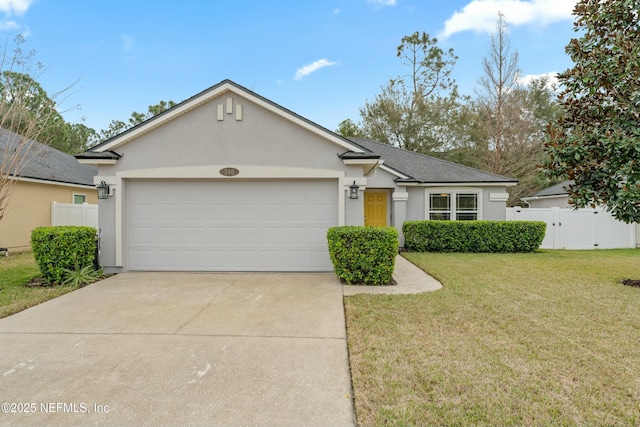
<box><xmin>527</xmin><ymin>180</ymin><xmax>572</xmax><ymax>198</ymax></box>
<box><xmin>0</xmin><ymin>128</ymin><xmax>97</xmax><ymax>186</ymax></box>
<box><xmin>348</xmin><ymin>137</ymin><xmax>517</xmax><ymax>184</ymax></box>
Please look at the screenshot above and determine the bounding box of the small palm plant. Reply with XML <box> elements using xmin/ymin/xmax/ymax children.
<box><xmin>61</xmin><ymin>263</ymin><xmax>103</xmax><ymax>287</ymax></box>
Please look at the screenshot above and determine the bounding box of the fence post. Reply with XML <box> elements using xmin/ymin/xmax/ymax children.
<box><xmin>51</xmin><ymin>201</ymin><xmax>57</xmax><ymax>226</ymax></box>
<box><xmin>82</xmin><ymin>202</ymin><xmax>88</xmax><ymax>226</ymax></box>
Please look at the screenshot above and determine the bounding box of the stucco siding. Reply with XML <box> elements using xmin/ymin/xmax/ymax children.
<box><xmin>364</xmin><ymin>167</ymin><xmax>399</xmax><ymax>188</ymax></box>
<box><xmin>0</xmin><ymin>180</ymin><xmax>97</xmax><ymax>250</ymax></box>
<box><xmin>97</xmin><ymin>196</ymin><xmax>117</xmax><ymax>268</ymax></box>
<box><xmin>111</xmin><ymin>95</ymin><xmax>351</xmax><ymax>174</ymax></box>
<box><xmin>406</xmin><ymin>187</ymin><xmax>426</xmax><ymax>221</ymax></box>
<box><xmin>526</xmin><ymin>196</ymin><xmax>571</xmax><ymax>209</ymax></box>
<box><xmin>482</xmin><ymin>186</ymin><xmax>509</xmax><ymax>220</ymax></box>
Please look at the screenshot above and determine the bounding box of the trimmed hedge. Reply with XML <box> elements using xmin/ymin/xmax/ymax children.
<box><xmin>327</xmin><ymin>226</ymin><xmax>398</xmax><ymax>285</ymax></box>
<box><xmin>31</xmin><ymin>226</ymin><xmax>97</xmax><ymax>285</ymax></box>
<box><xmin>403</xmin><ymin>220</ymin><xmax>546</xmax><ymax>253</ymax></box>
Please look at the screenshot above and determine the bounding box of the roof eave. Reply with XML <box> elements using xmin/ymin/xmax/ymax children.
<box><xmin>77</xmin><ymin>158</ymin><xmax>119</xmax><ymax>165</ymax></box>
<box><xmin>10</xmin><ymin>175</ymin><xmax>96</xmax><ymax>188</ymax></box>
<box><xmin>75</xmin><ymin>150</ymin><xmax>122</xmax><ymax>165</ymax></box>
<box><xmin>521</xmin><ymin>194</ymin><xmax>568</xmax><ymax>201</ymax></box>
<box><xmin>400</xmin><ymin>181</ymin><xmax>518</xmax><ymax>187</ymax></box>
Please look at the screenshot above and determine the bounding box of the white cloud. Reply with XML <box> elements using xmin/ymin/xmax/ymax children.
<box><xmin>294</xmin><ymin>59</ymin><xmax>337</xmax><ymax>80</ymax></box>
<box><xmin>332</xmin><ymin>8</ymin><xmax>341</xmax><ymax>14</ymax></box>
<box><xmin>519</xmin><ymin>71</ymin><xmax>559</xmax><ymax>88</ymax></box>
<box><xmin>367</xmin><ymin>0</ymin><xmax>396</xmax><ymax>6</ymax></box>
<box><xmin>440</xmin><ymin>0</ymin><xmax>577</xmax><ymax>39</ymax></box>
<box><xmin>0</xmin><ymin>19</ymin><xmax>18</xmax><ymax>30</ymax></box>
<box><xmin>0</xmin><ymin>0</ymin><xmax>32</xmax><ymax>16</ymax></box>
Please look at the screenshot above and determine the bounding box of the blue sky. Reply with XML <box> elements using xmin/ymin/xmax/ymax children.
<box><xmin>0</xmin><ymin>0</ymin><xmax>577</xmax><ymax>135</ymax></box>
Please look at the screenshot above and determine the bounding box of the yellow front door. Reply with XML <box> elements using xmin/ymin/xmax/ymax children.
<box><xmin>364</xmin><ymin>191</ymin><xmax>387</xmax><ymax>226</ymax></box>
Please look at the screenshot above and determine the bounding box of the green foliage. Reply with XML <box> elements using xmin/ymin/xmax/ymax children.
<box><xmin>358</xmin><ymin>31</ymin><xmax>460</xmax><ymax>154</ymax></box>
<box><xmin>336</xmin><ymin>118</ymin><xmax>364</xmax><ymax>137</ymax></box>
<box><xmin>327</xmin><ymin>226</ymin><xmax>398</xmax><ymax>285</ymax></box>
<box><xmin>340</xmin><ymin>23</ymin><xmax>559</xmax><ymax>205</ymax></box>
<box><xmin>0</xmin><ymin>70</ymin><xmax>90</xmax><ymax>154</ymax></box>
<box><xmin>402</xmin><ymin>220</ymin><xmax>545</xmax><ymax>253</ymax></box>
<box><xmin>61</xmin><ymin>264</ymin><xmax>103</xmax><ymax>287</ymax></box>
<box><xmin>31</xmin><ymin>226</ymin><xmax>97</xmax><ymax>285</ymax></box>
<box><xmin>542</xmin><ymin>0</ymin><xmax>640</xmax><ymax>223</ymax></box>
<box><xmin>93</xmin><ymin>99</ymin><xmax>176</xmax><ymax>144</ymax></box>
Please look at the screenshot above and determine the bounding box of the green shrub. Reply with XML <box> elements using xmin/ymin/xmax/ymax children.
<box><xmin>31</xmin><ymin>226</ymin><xmax>97</xmax><ymax>285</ymax></box>
<box><xmin>402</xmin><ymin>220</ymin><xmax>546</xmax><ymax>253</ymax></box>
<box><xmin>327</xmin><ymin>226</ymin><xmax>398</xmax><ymax>285</ymax></box>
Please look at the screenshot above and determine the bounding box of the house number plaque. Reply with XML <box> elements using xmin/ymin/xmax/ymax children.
<box><xmin>219</xmin><ymin>167</ymin><xmax>239</xmax><ymax>177</ymax></box>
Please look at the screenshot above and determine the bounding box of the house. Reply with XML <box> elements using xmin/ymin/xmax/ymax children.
<box><xmin>521</xmin><ymin>180</ymin><xmax>574</xmax><ymax>209</ymax></box>
<box><xmin>0</xmin><ymin>128</ymin><xmax>98</xmax><ymax>251</ymax></box>
<box><xmin>76</xmin><ymin>79</ymin><xmax>517</xmax><ymax>273</ymax></box>
<box><xmin>519</xmin><ymin>180</ymin><xmax>639</xmax><ymax>249</ymax></box>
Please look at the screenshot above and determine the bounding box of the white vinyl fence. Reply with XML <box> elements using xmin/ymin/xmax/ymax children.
<box><xmin>51</xmin><ymin>202</ymin><xmax>98</xmax><ymax>228</ymax></box>
<box><xmin>506</xmin><ymin>206</ymin><xmax>636</xmax><ymax>250</ymax></box>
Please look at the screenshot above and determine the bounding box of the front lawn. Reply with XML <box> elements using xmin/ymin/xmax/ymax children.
<box><xmin>0</xmin><ymin>251</ymin><xmax>79</xmax><ymax>318</ymax></box>
<box><xmin>345</xmin><ymin>249</ymin><xmax>640</xmax><ymax>426</ymax></box>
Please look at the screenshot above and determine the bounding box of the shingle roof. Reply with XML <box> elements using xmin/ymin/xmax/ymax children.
<box><xmin>0</xmin><ymin>128</ymin><xmax>97</xmax><ymax>186</ymax></box>
<box><xmin>526</xmin><ymin>180</ymin><xmax>572</xmax><ymax>198</ymax></box>
<box><xmin>348</xmin><ymin>137</ymin><xmax>517</xmax><ymax>184</ymax></box>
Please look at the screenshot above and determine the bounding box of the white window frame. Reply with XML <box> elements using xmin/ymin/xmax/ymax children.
<box><xmin>425</xmin><ymin>187</ymin><xmax>483</xmax><ymax>220</ymax></box>
<box><xmin>73</xmin><ymin>193</ymin><xmax>87</xmax><ymax>204</ymax></box>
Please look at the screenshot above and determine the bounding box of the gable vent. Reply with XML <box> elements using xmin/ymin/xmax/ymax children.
<box><xmin>217</xmin><ymin>97</ymin><xmax>243</xmax><ymax>121</ymax></box>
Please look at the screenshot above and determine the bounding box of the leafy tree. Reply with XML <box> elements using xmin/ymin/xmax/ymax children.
<box><xmin>336</xmin><ymin>118</ymin><xmax>364</xmax><ymax>137</ymax></box>
<box><xmin>0</xmin><ymin>70</ymin><xmax>93</xmax><ymax>154</ymax></box>
<box><xmin>357</xmin><ymin>31</ymin><xmax>460</xmax><ymax>153</ymax></box>
<box><xmin>60</xmin><ymin>123</ymin><xmax>98</xmax><ymax>154</ymax></box>
<box><xmin>93</xmin><ymin>100</ymin><xmax>177</xmax><ymax>144</ymax></box>
<box><xmin>0</xmin><ymin>36</ymin><xmax>69</xmax><ymax>222</ymax></box>
<box><xmin>542</xmin><ymin>0</ymin><xmax>640</xmax><ymax>223</ymax></box>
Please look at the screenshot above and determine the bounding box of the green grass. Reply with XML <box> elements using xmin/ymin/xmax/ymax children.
<box><xmin>0</xmin><ymin>251</ymin><xmax>80</xmax><ymax>318</ymax></box>
<box><xmin>345</xmin><ymin>249</ymin><xmax>640</xmax><ymax>427</ymax></box>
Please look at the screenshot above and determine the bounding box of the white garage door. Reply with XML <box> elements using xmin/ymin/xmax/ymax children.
<box><xmin>127</xmin><ymin>179</ymin><xmax>338</xmax><ymax>271</ymax></box>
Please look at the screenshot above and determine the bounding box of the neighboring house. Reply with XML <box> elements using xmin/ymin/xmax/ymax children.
<box><xmin>76</xmin><ymin>79</ymin><xmax>516</xmax><ymax>273</ymax></box>
<box><xmin>521</xmin><ymin>180</ymin><xmax>574</xmax><ymax>209</ymax></box>
<box><xmin>0</xmin><ymin>128</ymin><xmax>98</xmax><ymax>251</ymax></box>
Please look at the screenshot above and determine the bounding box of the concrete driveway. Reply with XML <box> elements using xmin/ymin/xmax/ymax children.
<box><xmin>0</xmin><ymin>273</ymin><xmax>355</xmax><ymax>427</ymax></box>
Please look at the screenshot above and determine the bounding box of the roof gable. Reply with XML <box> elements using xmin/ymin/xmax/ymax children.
<box><xmin>87</xmin><ymin>79</ymin><xmax>365</xmax><ymax>155</ymax></box>
<box><xmin>525</xmin><ymin>180</ymin><xmax>572</xmax><ymax>198</ymax></box>
<box><xmin>0</xmin><ymin>128</ymin><xmax>97</xmax><ymax>186</ymax></box>
<box><xmin>348</xmin><ymin>137</ymin><xmax>517</xmax><ymax>184</ymax></box>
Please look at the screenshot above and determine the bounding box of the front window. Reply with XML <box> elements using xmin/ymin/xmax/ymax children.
<box><xmin>456</xmin><ymin>193</ymin><xmax>478</xmax><ymax>220</ymax></box>
<box><xmin>427</xmin><ymin>190</ymin><xmax>479</xmax><ymax>220</ymax></box>
<box><xmin>73</xmin><ymin>194</ymin><xmax>87</xmax><ymax>204</ymax></box>
<box><xmin>429</xmin><ymin>193</ymin><xmax>451</xmax><ymax>220</ymax></box>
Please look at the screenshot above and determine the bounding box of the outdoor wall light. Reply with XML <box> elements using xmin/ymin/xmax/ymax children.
<box><xmin>349</xmin><ymin>181</ymin><xmax>360</xmax><ymax>200</ymax></box>
<box><xmin>97</xmin><ymin>181</ymin><xmax>112</xmax><ymax>199</ymax></box>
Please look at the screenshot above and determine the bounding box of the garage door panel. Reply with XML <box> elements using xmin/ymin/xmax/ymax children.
<box><xmin>127</xmin><ymin>179</ymin><xmax>338</xmax><ymax>271</ymax></box>
<box><xmin>312</xmin><ymin>252</ymin><xmax>331</xmax><ymax>269</ymax></box>
<box><xmin>181</xmin><ymin>227</ymin><xmax>208</xmax><ymax>243</ymax></box>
